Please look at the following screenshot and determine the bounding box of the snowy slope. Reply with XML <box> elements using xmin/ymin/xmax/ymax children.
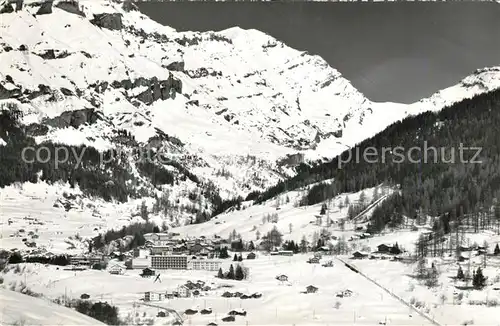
<box><xmin>0</xmin><ymin>288</ymin><xmax>105</xmax><ymax>325</ymax></box>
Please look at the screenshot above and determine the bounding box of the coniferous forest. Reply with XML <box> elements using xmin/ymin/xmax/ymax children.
<box><xmin>256</xmin><ymin>89</ymin><xmax>500</xmax><ymax>234</ymax></box>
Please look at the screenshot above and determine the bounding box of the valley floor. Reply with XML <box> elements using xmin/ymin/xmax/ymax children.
<box><xmin>2</xmin><ymin>249</ymin><xmax>500</xmax><ymax>326</ymax></box>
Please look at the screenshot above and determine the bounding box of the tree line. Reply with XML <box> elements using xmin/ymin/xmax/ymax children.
<box><xmin>254</xmin><ymin>89</ymin><xmax>500</xmax><ymax>235</ymax></box>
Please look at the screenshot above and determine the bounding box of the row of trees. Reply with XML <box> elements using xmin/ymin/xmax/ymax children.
<box><xmin>92</xmin><ymin>221</ymin><xmax>158</xmax><ymax>251</ymax></box>
<box><xmin>74</xmin><ymin>300</ymin><xmax>121</xmax><ymax>325</ymax></box>
<box><xmin>217</xmin><ymin>264</ymin><xmax>247</xmax><ymax>281</ymax></box>
<box><xmin>456</xmin><ymin>265</ymin><xmax>487</xmax><ymax>289</ymax></box>
<box><xmin>7</xmin><ymin>252</ymin><xmax>69</xmax><ymax>266</ymax></box>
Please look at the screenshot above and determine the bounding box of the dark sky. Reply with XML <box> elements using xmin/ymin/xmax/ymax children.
<box><xmin>138</xmin><ymin>2</ymin><xmax>500</xmax><ymax>103</ymax></box>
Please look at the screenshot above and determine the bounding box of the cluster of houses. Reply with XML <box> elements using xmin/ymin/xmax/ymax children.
<box><xmin>457</xmin><ymin>244</ymin><xmax>493</xmax><ymax>262</ymax></box>
<box><xmin>144</xmin><ymin>280</ymin><xmax>211</xmax><ymax>301</ymax></box>
<box><xmin>129</xmin><ymin>233</ymin><xmax>231</xmax><ymax>271</ymax></box>
<box><xmin>221</xmin><ymin>291</ymin><xmax>262</xmax><ymax>299</ymax></box>
<box><xmin>351</xmin><ymin>243</ymin><xmax>406</xmax><ymax>260</ymax></box>
<box><xmin>69</xmin><ymin>253</ymin><xmax>107</xmax><ymax>267</ymax></box>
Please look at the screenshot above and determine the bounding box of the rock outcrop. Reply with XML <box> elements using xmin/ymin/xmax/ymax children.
<box><xmin>166</xmin><ymin>61</ymin><xmax>185</xmax><ymax>72</ymax></box>
<box><xmin>43</xmin><ymin>108</ymin><xmax>102</xmax><ymax>129</ymax></box>
<box><xmin>55</xmin><ymin>0</ymin><xmax>85</xmax><ymax>17</ymax></box>
<box><xmin>35</xmin><ymin>0</ymin><xmax>53</xmax><ymax>15</ymax></box>
<box><xmin>93</xmin><ymin>74</ymin><xmax>182</xmax><ymax>106</ymax></box>
<box><xmin>90</xmin><ymin>13</ymin><xmax>123</xmax><ymax>31</ymax></box>
<box><xmin>134</xmin><ymin>75</ymin><xmax>182</xmax><ymax>105</ymax></box>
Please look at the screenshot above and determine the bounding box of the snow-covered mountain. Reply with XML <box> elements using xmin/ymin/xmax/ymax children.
<box><xmin>1</xmin><ymin>0</ymin><xmax>499</xmax><ymax>232</ymax></box>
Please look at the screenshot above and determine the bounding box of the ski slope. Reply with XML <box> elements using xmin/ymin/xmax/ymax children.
<box><xmin>0</xmin><ymin>288</ymin><xmax>105</xmax><ymax>325</ymax></box>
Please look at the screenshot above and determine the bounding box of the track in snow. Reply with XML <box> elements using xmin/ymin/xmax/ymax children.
<box><xmin>336</xmin><ymin>257</ymin><xmax>442</xmax><ymax>326</ymax></box>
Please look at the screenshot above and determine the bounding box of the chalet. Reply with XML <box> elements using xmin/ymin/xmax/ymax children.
<box><xmin>252</xmin><ymin>292</ymin><xmax>262</xmax><ymax>298</ymax></box>
<box><xmin>80</xmin><ymin>293</ymin><xmax>90</xmax><ymax>299</ymax></box>
<box><xmin>144</xmin><ymin>233</ymin><xmax>171</xmax><ymax>243</ymax></box>
<box><xmin>276</xmin><ymin>274</ymin><xmax>288</xmax><ymax>282</ymax></box>
<box><xmin>214</xmin><ymin>239</ymin><xmax>230</xmax><ymax>250</ymax></box>
<box><xmin>157</xmin><ymin>311</ymin><xmax>167</xmax><ymax>318</ymax></box>
<box><xmin>222</xmin><ymin>316</ymin><xmax>235</xmax><ymax>322</ymax></box>
<box><xmin>172</xmin><ymin>244</ymin><xmax>188</xmax><ymax>254</ymax></box>
<box><xmin>228</xmin><ymin>309</ymin><xmax>246</xmax><ymax>316</ymax></box>
<box><xmin>240</xmin><ymin>294</ymin><xmax>251</xmax><ymax>299</ymax></box>
<box><xmin>352</xmin><ymin>251</ymin><xmax>369</xmax><ymax>259</ymax></box>
<box><xmin>336</xmin><ymin>289</ymin><xmax>353</xmax><ymax>298</ymax></box>
<box><xmin>246</xmin><ymin>252</ymin><xmax>256</xmax><ymax>260</ymax></box>
<box><xmin>377</xmin><ymin>244</ymin><xmax>392</xmax><ymax>253</ymax></box>
<box><xmin>222</xmin><ymin>291</ymin><xmax>233</xmax><ymax>298</ymax></box>
<box><xmin>184</xmin><ymin>309</ymin><xmax>197</xmax><ymax>315</ymax></box>
<box><xmin>189</xmin><ymin>243</ymin><xmax>205</xmax><ymax>255</ymax></box>
<box><xmin>317</xmin><ymin>246</ymin><xmax>330</xmax><ymax>253</ymax></box>
<box><xmin>141</xmin><ymin>267</ymin><xmax>155</xmax><ymax>277</ymax></box>
<box><xmin>270</xmin><ymin>251</ymin><xmax>280</xmax><ymax>256</ymax></box>
<box><xmin>144</xmin><ymin>291</ymin><xmax>164</xmax><ymax>301</ymax></box>
<box><xmin>151</xmin><ymin>246</ymin><xmax>172</xmax><ymax>255</ymax></box>
<box><xmin>173</xmin><ymin>321</ymin><xmax>183</xmax><ymax>326</ymax></box>
<box><xmin>308</xmin><ymin>257</ymin><xmax>320</xmax><ymax>264</ymax></box>
<box><xmin>278</xmin><ymin>250</ymin><xmax>293</xmax><ymax>256</ymax></box>
<box><xmin>69</xmin><ymin>255</ymin><xmax>90</xmax><ymax>266</ymax></box>
<box><xmin>322</xmin><ymin>260</ymin><xmax>334</xmax><ymax>267</ymax></box>
<box><xmin>108</xmin><ymin>264</ymin><xmax>124</xmax><ymax>275</ymax></box>
<box><xmin>306</xmin><ymin>285</ymin><xmax>318</xmax><ymax>293</ymax></box>
<box><xmin>200</xmin><ymin>308</ymin><xmax>212</xmax><ymax>315</ymax></box>
<box><xmin>476</xmin><ymin>248</ymin><xmax>487</xmax><ymax>255</ymax></box>
<box><xmin>178</xmin><ymin>285</ymin><xmax>190</xmax><ymax>298</ymax></box>
<box><xmin>207</xmin><ymin>323</ymin><xmax>218</xmax><ymax>326</ymax></box>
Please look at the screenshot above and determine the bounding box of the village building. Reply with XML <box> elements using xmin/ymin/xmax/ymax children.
<box><xmin>108</xmin><ymin>264</ymin><xmax>124</xmax><ymax>275</ymax></box>
<box><xmin>141</xmin><ymin>267</ymin><xmax>155</xmax><ymax>277</ymax></box>
<box><xmin>189</xmin><ymin>259</ymin><xmax>221</xmax><ymax>271</ymax></box>
<box><xmin>132</xmin><ymin>257</ymin><xmax>151</xmax><ymax>269</ymax></box>
<box><xmin>376</xmin><ymin>244</ymin><xmax>392</xmax><ymax>253</ymax></box>
<box><xmin>278</xmin><ymin>250</ymin><xmax>293</xmax><ymax>256</ymax></box>
<box><xmin>151</xmin><ymin>255</ymin><xmax>188</xmax><ymax>270</ymax></box>
<box><xmin>144</xmin><ymin>291</ymin><xmax>165</xmax><ymax>302</ymax></box>
<box><xmin>246</xmin><ymin>252</ymin><xmax>256</xmax><ymax>259</ymax></box>
<box><xmin>177</xmin><ymin>285</ymin><xmax>190</xmax><ymax>298</ymax></box>
<box><xmin>144</xmin><ymin>233</ymin><xmax>172</xmax><ymax>243</ymax></box>
<box><xmin>352</xmin><ymin>251</ymin><xmax>369</xmax><ymax>259</ymax></box>
<box><xmin>276</xmin><ymin>274</ymin><xmax>288</xmax><ymax>282</ymax></box>
<box><xmin>151</xmin><ymin>246</ymin><xmax>173</xmax><ymax>255</ymax></box>
<box><xmin>306</xmin><ymin>285</ymin><xmax>318</xmax><ymax>293</ymax></box>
